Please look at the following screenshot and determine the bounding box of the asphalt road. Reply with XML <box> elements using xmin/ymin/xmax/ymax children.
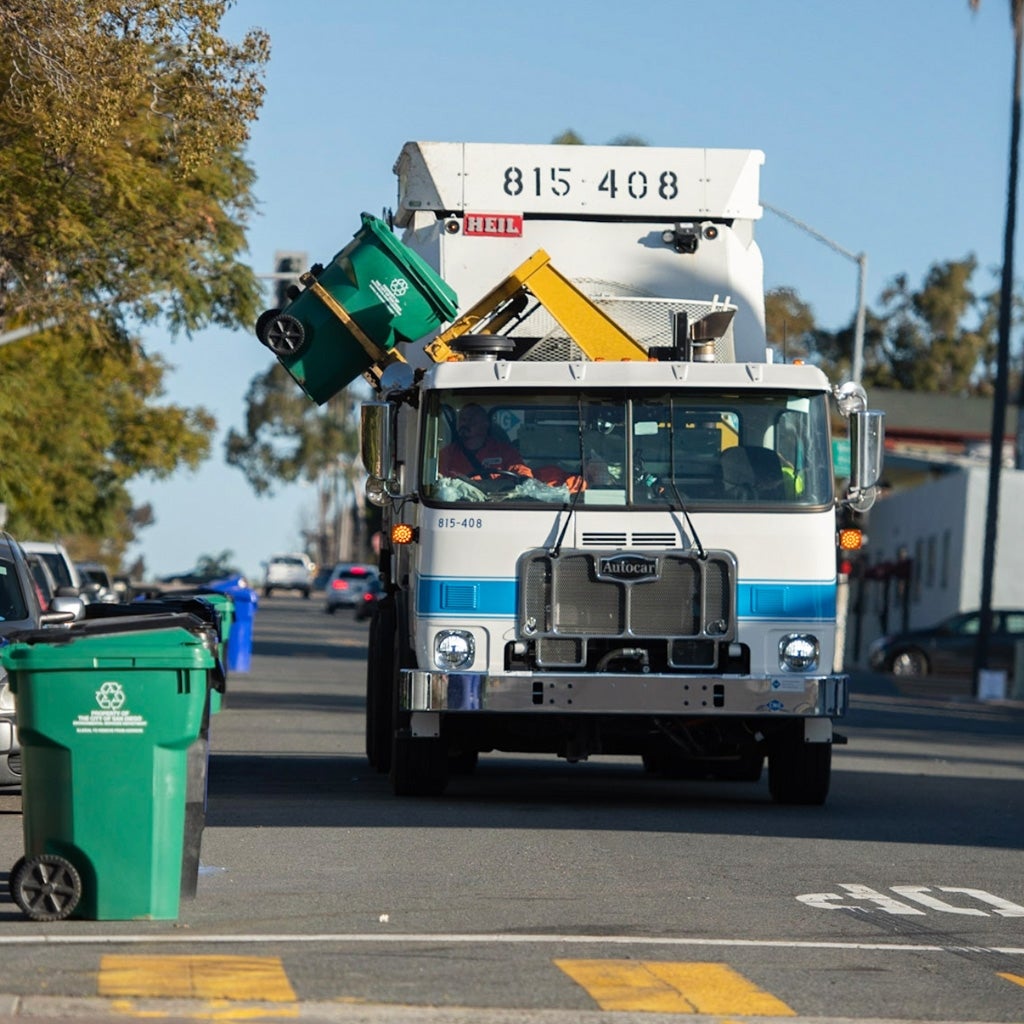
<box><xmin>0</xmin><ymin>595</ymin><xmax>1021</xmax><ymax>1024</ymax></box>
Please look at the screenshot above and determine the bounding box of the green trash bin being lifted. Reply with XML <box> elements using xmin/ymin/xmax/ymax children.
<box><xmin>255</xmin><ymin>213</ymin><xmax>459</xmax><ymax>404</ymax></box>
<box><xmin>1</xmin><ymin>616</ymin><xmax>213</xmax><ymax>921</ymax></box>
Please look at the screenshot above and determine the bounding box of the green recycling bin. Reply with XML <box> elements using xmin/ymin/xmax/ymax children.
<box><xmin>1</xmin><ymin>617</ymin><xmax>213</xmax><ymax>921</ymax></box>
<box><xmin>255</xmin><ymin>213</ymin><xmax>459</xmax><ymax>404</ymax></box>
<box><xmin>197</xmin><ymin>592</ymin><xmax>232</xmax><ymax>714</ymax></box>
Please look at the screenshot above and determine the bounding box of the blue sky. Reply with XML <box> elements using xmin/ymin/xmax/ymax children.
<box><xmin>128</xmin><ymin>0</ymin><xmax>1017</xmax><ymax>580</ymax></box>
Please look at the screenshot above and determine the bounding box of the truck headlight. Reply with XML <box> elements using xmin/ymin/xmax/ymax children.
<box><xmin>779</xmin><ymin>634</ymin><xmax>819</xmax><ymax>672</ymax></box>
<box><xmin>434</xmin><ymin>630</ymin><xmax>475</xmax><ymax>671</ymax></box>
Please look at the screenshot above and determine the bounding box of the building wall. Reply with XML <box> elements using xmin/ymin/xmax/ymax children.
<box><xmin>842</xmin><ymin>466</ymin><xmax>1024</xmax><ymax>667</ymax></box>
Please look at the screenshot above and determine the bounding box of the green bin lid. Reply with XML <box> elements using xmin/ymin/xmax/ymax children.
<box><xmin>355</xmin><ymin>213</ymin><xmax>459</xmax><ymax>323</ymax></box>
<box><xmin>1</xmin><ymin>624</ymin><xmax>214</xmax><ymax>673</ymax></box>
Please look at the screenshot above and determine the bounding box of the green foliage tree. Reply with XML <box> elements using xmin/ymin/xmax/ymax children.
<box><xmin>551</xmin><ymin>130</ymin><xmax>649</xmax><ymax>146</ymax></box>
<box><xmin>765</xmin><ymin>287</ymin><xmax>816</xmax><ymax>363</ymax></box>
<box><xmin>867</xmin><ymin>258</ymin><xmax>999</xmax><ymax>394</ymax></box>
<box><xmin>0</xmin><ymin>0</ymin><xmax>269</xmax><ymax>339</ymax></box>
<box><xmin>0</xmin><ymin>1</ymin><xmax>269</xmax><ymax>566</ymax></box>
<box><xmin>194</xmin><ymin>550</ymin><xmax>241</xmax><ymax>579</ymax></box>
<box><xmin>225</xmin><ymin>364</ymin><xmax>368</xmax><ymax>565</ymax></box>
<box><xmin>0</xmin><ymin>328</ymin><xmax>216</xmax><ymax>565</ymax></box>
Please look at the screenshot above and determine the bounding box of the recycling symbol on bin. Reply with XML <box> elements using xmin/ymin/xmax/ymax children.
<box><xmin>95</xmin><ymin>681</ymin><xmax>127</xmax><ymax>711</ymax></box>
<box><xmin>390</xmin><ymin>278</ymin><xmax>409</xmax><ymax>298</ymax></box>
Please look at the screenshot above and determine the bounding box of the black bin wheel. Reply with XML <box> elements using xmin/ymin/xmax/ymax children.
<box><xmin>11</xmin><ymin>854</ymin><xmax>83</xmax><ymax>921</ymax></box>
<box><xmin>255</xmin><ymin>307</ymin><xmax>282</xmax><ymax>343</ymax></box>
<box><xmin>261</xmin><ymin>313</ymin><xmax>306</xmax><ymax>357</ymax></box>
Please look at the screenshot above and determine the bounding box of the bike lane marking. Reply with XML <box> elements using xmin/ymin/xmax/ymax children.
<box><xmin>97</xmin><ymin>954</ymin><xmax>297</xmax><ymax>1010</ymax></box>
<box><xmin>555</xmin><ymin>960</ymin><xmax>796</xmax><ymax>1015</ymax></box>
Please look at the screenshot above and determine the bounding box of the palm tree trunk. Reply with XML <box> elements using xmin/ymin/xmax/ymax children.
<box><xmin>974</xmin><ymin>0</ymin><xmax>1023</xmax><ymax>692</ymax></box>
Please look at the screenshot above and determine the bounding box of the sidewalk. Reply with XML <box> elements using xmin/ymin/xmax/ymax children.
<box><xmin>849</xmin><ymin>668</ymin><xmax>1024</xmax><ymax>709</ymax></box>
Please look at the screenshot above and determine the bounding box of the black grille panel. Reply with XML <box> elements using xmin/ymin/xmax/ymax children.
<box><xmin>519</xmin><ymin>548</ymin><xmax>736</xmax><ymax>641</ymax></box>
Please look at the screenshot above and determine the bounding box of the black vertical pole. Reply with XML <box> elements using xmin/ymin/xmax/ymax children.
<box><xmin>975</xmin><ymin>13</ymin><xmax>1021</xmax><ymax>695</ymax></box>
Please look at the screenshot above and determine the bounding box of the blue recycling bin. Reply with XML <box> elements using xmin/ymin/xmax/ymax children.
<box><xmin>203</xmin><ymin>576</ymin><xmax>258</xmax><ymax>673</ymax></box>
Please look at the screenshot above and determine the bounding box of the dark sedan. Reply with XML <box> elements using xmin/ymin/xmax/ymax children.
<box><xmin>868</xmin><ymin>609</ymin><xmax>1024</xmax><ymax>678</ymax></box>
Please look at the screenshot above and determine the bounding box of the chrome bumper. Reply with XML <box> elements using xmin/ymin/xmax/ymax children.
<box><xmin>401</xmin><ymin>670</ymin><xmax>848</xmax><ymax>717</ymax></box>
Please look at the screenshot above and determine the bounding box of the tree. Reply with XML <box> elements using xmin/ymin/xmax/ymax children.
<box><xmin>551</xmin><ymin>130</ymin><xmax>649</xmax><ymax>146</ymax></box>
<box><xmin>225</xmin><ymin>364</ymin><xmax>368</xmax><ymax>566</ymax></box>
<box><xmin>0</xmin><ymin>1</ymin><xmax>269</xmax><ymax>563</ymax></box>
<box><xmin>0</xmin><ymin>0</ymin><xmax>269</xmax><ymax>341</ymax></box>
<box><xmin>0</xmin><ymin>327</ymin><xmax>215</xmax><ymax>565</ymax></box>
<box><xmin>871</xmin><ymin>258</ymin><xmax>988</xmax><ymax>394</ymax></box>
<box><xmin>765</xmin><ymin>287</ymin><xmax>817</xmax><ymax>364</ymax></box>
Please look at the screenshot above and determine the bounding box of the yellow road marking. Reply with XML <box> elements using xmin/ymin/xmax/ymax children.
<box><xmin>555</xmin><ymin>959</ymin><xmax>796</xmax><ymax>1015</ymax></box>
<box><xmin>98</xmin><ymin>955</ymin><xmax>297</xmax><ymax>1002</ymax></box>
<box><xmin>999</xmin><ymin>972</ymin><xmax>1024</xmax><ymax>988</ymax></box>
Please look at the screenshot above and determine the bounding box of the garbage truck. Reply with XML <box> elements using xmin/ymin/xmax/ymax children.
<box><xmin>256</xmin><ymin>141</ymin><xmax>885</xmax><ymax>804</ymax></box>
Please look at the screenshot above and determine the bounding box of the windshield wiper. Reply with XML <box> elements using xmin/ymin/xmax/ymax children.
<box><xmin>665</xmin><ymin>412</ymin><xmax>707</xmax><ymax>560</ymax></box>
<box><xmin>548</xmin><ymin>396</ymin><xmax>587</xmax><ymax>558</ymax></box>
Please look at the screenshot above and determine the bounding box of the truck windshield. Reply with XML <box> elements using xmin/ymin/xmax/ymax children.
<box><xmin>420</xmin><ymin>389</ymin><xmax>833</xmax><ymax>509</ymax></box>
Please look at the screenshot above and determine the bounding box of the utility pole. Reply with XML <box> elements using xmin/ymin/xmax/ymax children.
<box><xmin>762</xmin><ymin>204</ymin><xmax>867</xmax><ymax>383</ymax></box>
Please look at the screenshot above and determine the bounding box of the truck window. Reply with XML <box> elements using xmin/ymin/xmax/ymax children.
<box><xmin>421</xmin><ymin>390</ymin><xmax>832</xmax><ymax>509</ymax></box>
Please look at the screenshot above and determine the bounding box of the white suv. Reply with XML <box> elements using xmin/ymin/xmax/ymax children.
<box><xmin>20</xmin><ymin>540</ymin><xmax>83</xmax><ymax>597</ymax></box>
<box><xmin>263</xmin><ymin>553</ymin><xmax>315</xmax><ymax>598</ymax></box>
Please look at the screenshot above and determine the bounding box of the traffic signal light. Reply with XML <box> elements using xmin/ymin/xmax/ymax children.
<box><xmin>273</xmin><ymin>250</ymin><xmax>307</xmax><ymax>309</ymax></box>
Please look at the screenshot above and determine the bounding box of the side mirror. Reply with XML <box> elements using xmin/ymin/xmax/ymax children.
<box><xmin>361</xmin><ymin>401</ymin><xmax>396</xmax><ymax>507</ymax></box>
<box><xmin>833</xmin><ymin>382</ymin><xmax>885</xmax><ymax>513</ymax></box>
<box><xmin>46</xmin><ymin>595</ymin><xmax>85</xmax><ymax>622</ymax></box>
<box><xmin>846</xmin><ymin>409</ymin><xmax>885</xmax><ymax>511</ymax></box>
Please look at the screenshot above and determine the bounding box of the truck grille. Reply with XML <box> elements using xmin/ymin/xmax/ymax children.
<box><xmin>519</xmin><ymin>549</ymin><xmax>736</xmax><ymax>643</ymax></box>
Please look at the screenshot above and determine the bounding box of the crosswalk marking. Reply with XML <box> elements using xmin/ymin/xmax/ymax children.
<box><xmin>97</xmin><ymin>955</ymin><xmax>297</xmax><ymax>1002</ymax></box>
<box><xmin>555</xmin><ymin>959</ymin><xmax>796</xmax><ymax>1015</ymax></box>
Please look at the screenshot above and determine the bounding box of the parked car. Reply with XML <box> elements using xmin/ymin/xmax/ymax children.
<box><xmin>354</xmin><ymin>575</ymin><xmax>384</xmax><ymax>621</ymax></box>
<box><xmin>325</xmin><ymin>563</ymin><xmax>379</xmax><ymax>613</ymax></box>
<box><xmin>869</xmin><ymin>609</ymin><xmax>1024</xmax><ymax>678</ymax></box>
<box><xmin>19</xmin><ymin>540</ymin><xmax>83</xmax><ymax>598</ymax></box>
<box><xmin>263</xmin><ymin>553</ymin><xmax>315</xmax><ymax>598</ymax></box>
<box><xmin>24</xmin><ymin>551</ymin><xmax>59</xmax><ymax>610</ymax></box>
<box><xmin>159</xmin><ymin>565</ymin><xmax>246</xmax><ymax>589</ymax></box>
<box><xmin>0</xmin><ymin>534</ymin><xmax>84</xmax><ymax>788</ymax></box>
<box><xmin>76</xmin><ymin>561</ymin><xmax>121</xmax><ymax>604</ymax></box>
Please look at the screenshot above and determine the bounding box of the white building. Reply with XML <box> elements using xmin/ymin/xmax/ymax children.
<box><xmin>842</xmin><ymin>463</ymin><xmax>1024</xmax><ymax>667</ymax></box>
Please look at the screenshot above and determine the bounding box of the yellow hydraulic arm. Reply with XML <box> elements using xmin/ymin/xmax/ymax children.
<box><xmin>424</xmin><ymin>249</ymin><xmax>649</xmax><ymax>364</ymax></box>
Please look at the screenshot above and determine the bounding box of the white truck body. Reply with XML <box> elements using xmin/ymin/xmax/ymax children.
<box><xmin>343</xmin><ymin>143</ymin><xmax>882</xmax><ymax>803</ymax></box>
<box><xmin>394</xmin><ymin>142</ymin><xmax>767</xmax><ymax>363</ymax></box>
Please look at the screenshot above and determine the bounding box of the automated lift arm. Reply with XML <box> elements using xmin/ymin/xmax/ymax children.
<box><xmin>301</xmin><ymin>249</ymin><xmax>650</xmax><ymax>391</ymax></box>
<box><xmin>424</xmin><ymin>249</ymin><xmax>649</xmax><ymax>364</ymax></box>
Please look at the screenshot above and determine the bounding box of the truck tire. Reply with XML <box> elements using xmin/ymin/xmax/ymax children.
<box><xmin>768</xmin><ymin>731</ymin><xmax>831</xmax><ymax>805</ymax></box>
<box><xmin>365</xmin><ymin>597</ymin><xmax>396</xmax><ymax>773</ymax></box>
<box><xmin>391</xmin><ymin>731</ymin><xmax>449</xmax><ymax>797</ymax></box>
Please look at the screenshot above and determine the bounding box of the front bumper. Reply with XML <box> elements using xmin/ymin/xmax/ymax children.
<box><xmin>401</xmin><ymin>670</ymin><xmax>848</xmax><ymax>717</ymax></box>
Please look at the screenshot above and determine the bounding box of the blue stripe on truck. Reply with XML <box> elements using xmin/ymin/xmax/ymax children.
<box><xmin>417</xmin><ymin>576</ymin><xmax>837</xmax><ymax>620</ymax></box>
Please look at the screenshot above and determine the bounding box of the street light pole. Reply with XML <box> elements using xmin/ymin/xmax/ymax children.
<box><xmin>762</xmin><ymin>203</ymin><xmax>867</xmax><ymax>384</ymax></box>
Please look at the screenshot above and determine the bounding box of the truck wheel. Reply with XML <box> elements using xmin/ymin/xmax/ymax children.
<box><xmin>365</xmin><ymin>598</ymin><xmax>395</xmax><ymax>773</ymax></box>
<box><xmin>391</xmin><ymin>732</ymin><xmax>449</xmax><ymax>797</ymax></box>
<box><xmin>768</xmin><ymin>732</ymin><xmax>831</xmax><ymax>805</ymax></box>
